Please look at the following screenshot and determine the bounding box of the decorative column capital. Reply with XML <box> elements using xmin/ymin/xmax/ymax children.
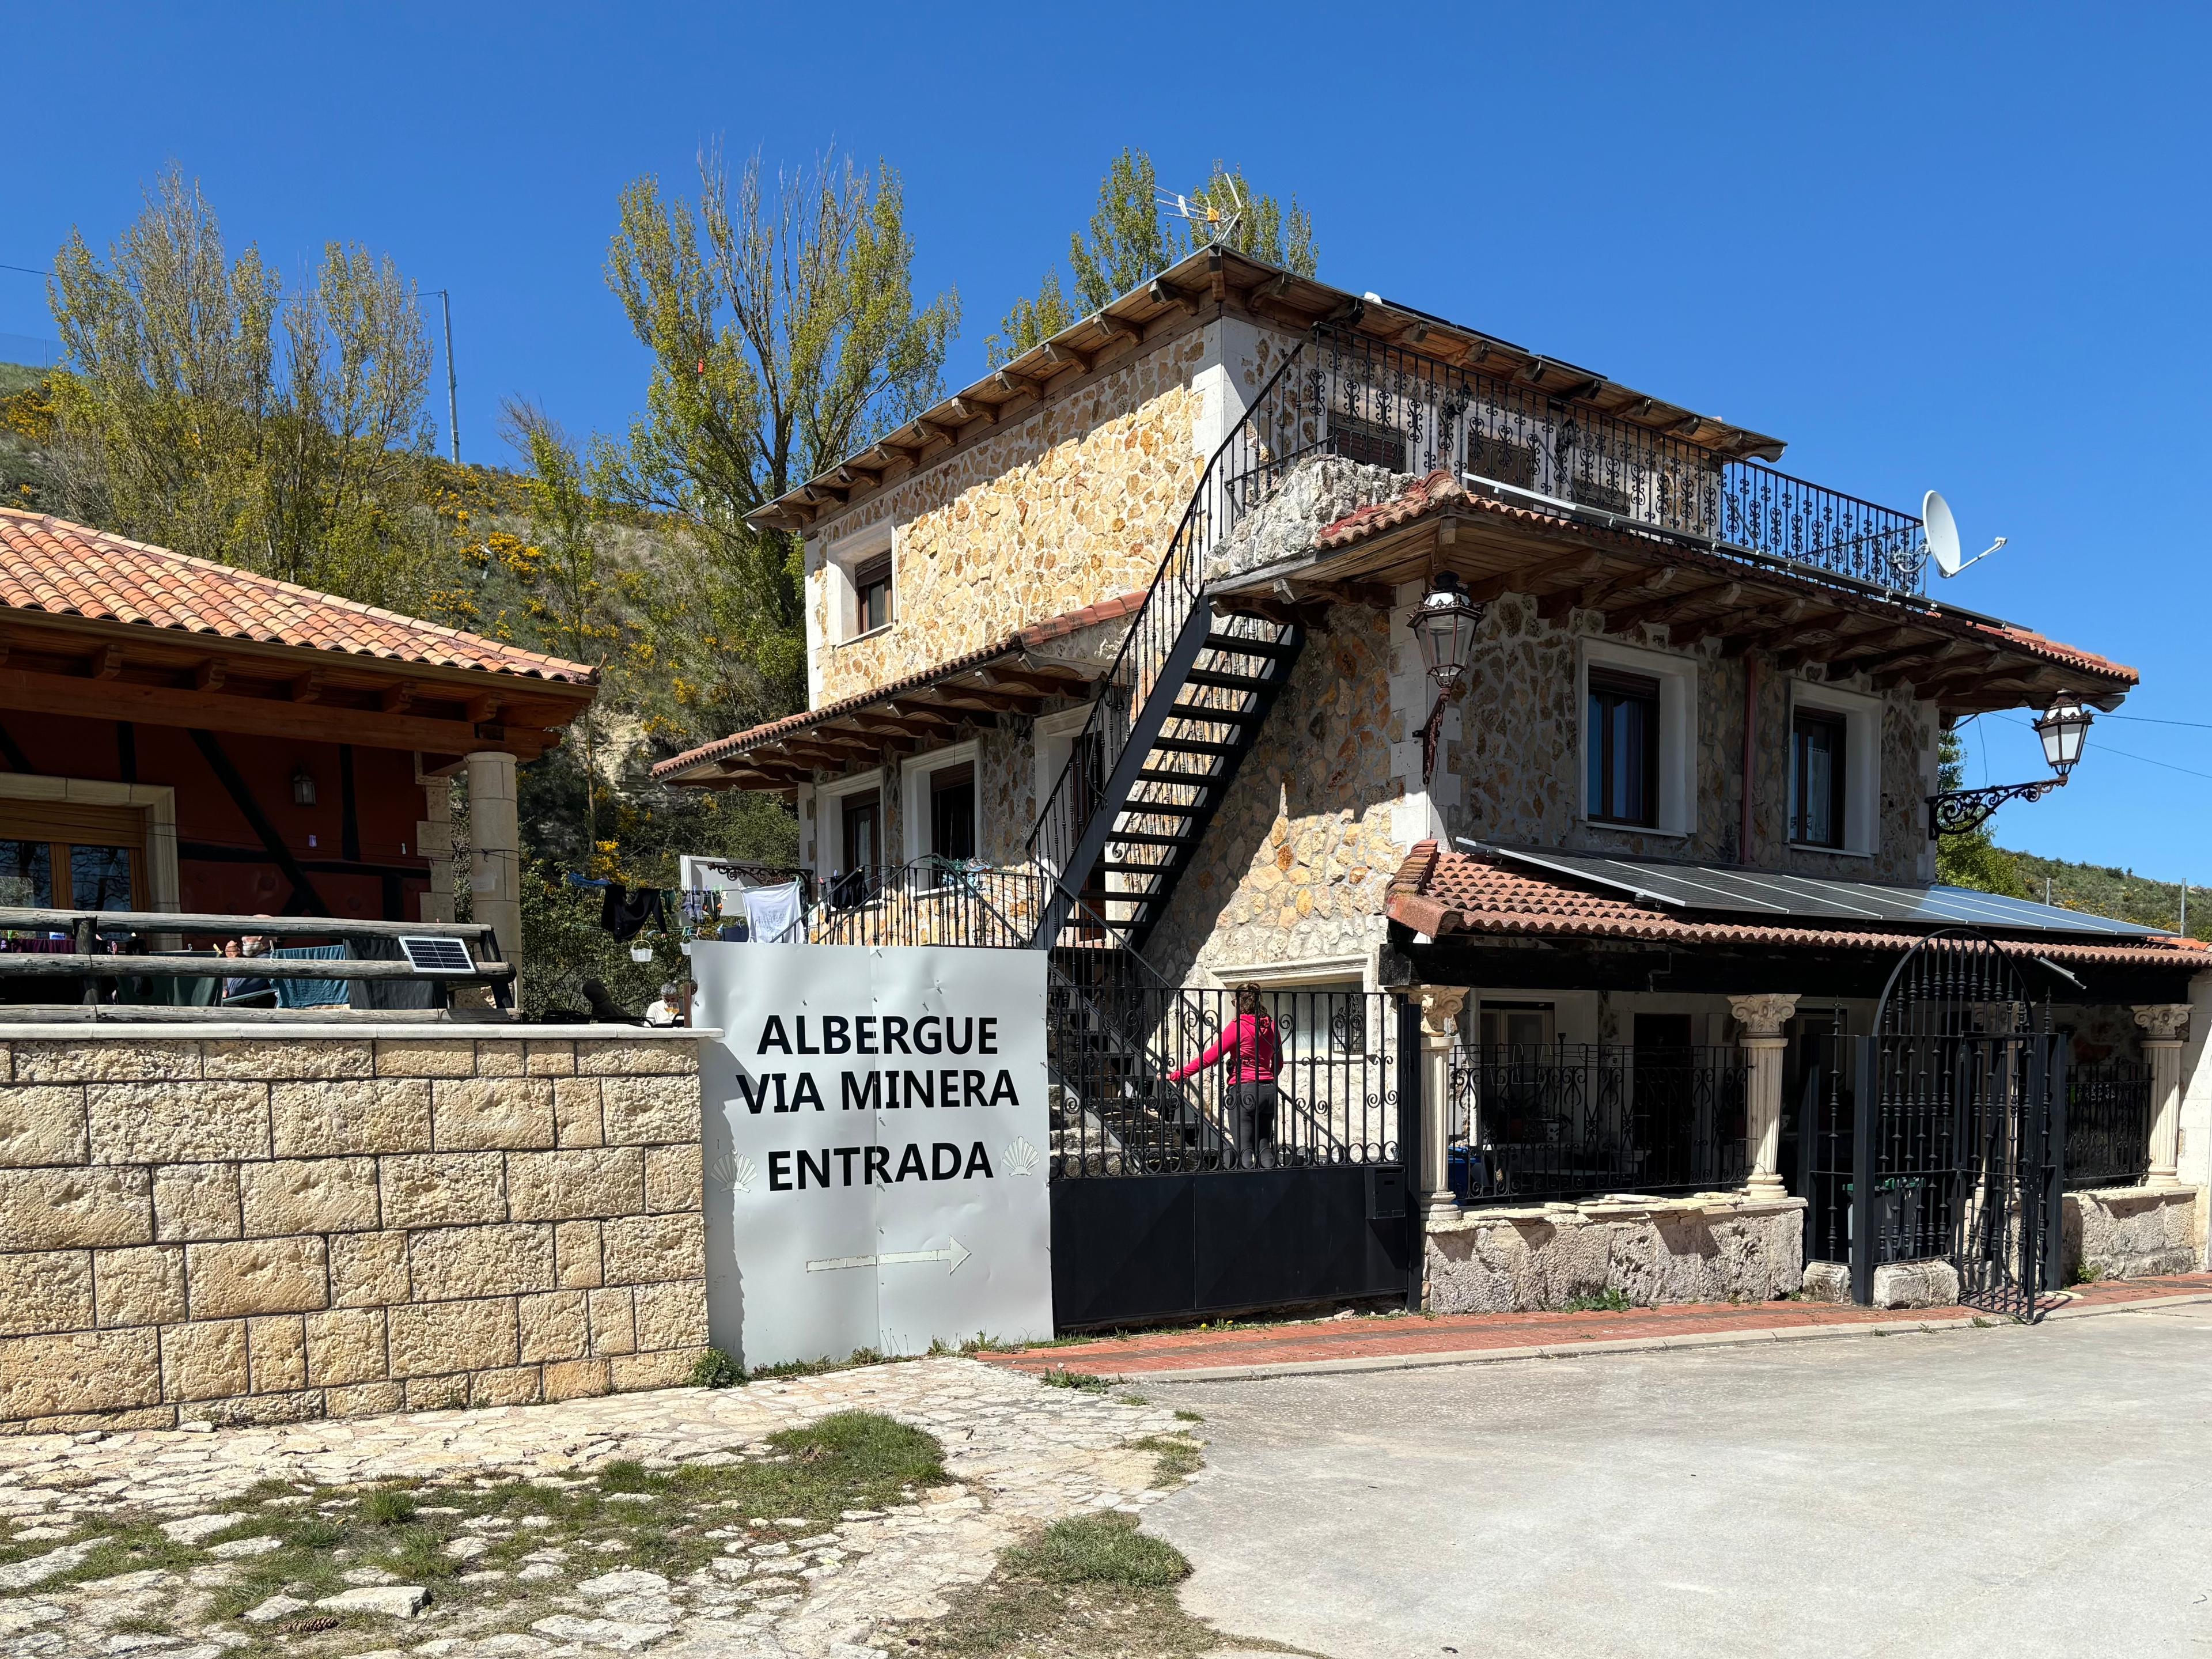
<box><xmin>1728</xmin><ymin>992</ymin><xmax>1801</xmax><ymax>1040</ymax></box>
<box><xmin>2133</xmin><ymin>1004</ymin><xmax>2191</xmax><ymax>1045</ymax></box>
<box><xmin>1416</xmin><ymin>986</ymin><xmax>1470</xmax><ymax>1048</ymax></box>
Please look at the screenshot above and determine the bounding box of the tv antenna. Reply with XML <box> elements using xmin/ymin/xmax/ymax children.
<box><xmin>1922</xmin><ymin>489</ymin><xmax>2006</xmax><ymax>579</ymax></box>
<box><xmin>1158</xmin><ymin>175</ymin><xmax>1243</xmax><ymax>250</ymax></box>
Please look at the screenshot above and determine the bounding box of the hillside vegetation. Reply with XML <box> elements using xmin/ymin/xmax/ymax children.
<box><xmin>1994</xmin><ymin>849</ymin><xmax>2207</xmax><ymax>940</ymax></box>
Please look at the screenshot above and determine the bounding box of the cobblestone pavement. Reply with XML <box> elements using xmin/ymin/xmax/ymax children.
<box><xmin>0</xmin><ymin>1358</ymin><xmax>1188</xmax><ymax>1659</ymax></box>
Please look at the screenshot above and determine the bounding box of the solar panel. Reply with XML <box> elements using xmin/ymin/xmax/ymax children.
<box><xmin>398</xmin><ymin>935</ymin><xmax>478</xmax><ymax>974</ymax></box>
<box><xmin>1468</xmin><ymin>843</ymin><xmax>2165</xmax><ymax>938</ymax></box>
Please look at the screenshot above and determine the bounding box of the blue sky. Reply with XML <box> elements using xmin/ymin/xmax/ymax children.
<box><xmin>5</xmin><ymin>4</ymin><xmax>2207</xmax><ymax>878</ymax></box>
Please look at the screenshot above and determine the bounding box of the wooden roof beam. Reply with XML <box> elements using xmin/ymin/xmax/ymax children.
<box><xmin>1148</xmin><ymin>277</ymin><xmax>1200</xmax><ymax>316</ymax></box>
<box><xmin>1466</xmin><ymin>552</ymin><xmax>1607</xmax><ymax>606</ymax></box>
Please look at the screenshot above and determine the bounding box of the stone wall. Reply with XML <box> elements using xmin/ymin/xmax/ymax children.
<box><xmin>1424</xmin><ymin>1193</ymin><xmax>1805</xmax><ymax>1313</ymax></box>
<box><xmin>1440</xmin><ymin>593</ymin><xmax>1936</xmax><ymax>881</ymax></box>
<box><xmin>806</xmin><ymin>330</ymin><xmax>1211</xmax><ymax>706</ymax></box>
<box><xmin>0</xmin><ymin>1027</ymin><xmax>707</xmax><ymax>1434</ymax></box>
<box><xmin>1146</xmin><ymin>605</ymin><xmax>1404</xmax><ymax>985</ymax></box>
<box><xmin>2066</xmin><ymin>1186</ymin><xmax>2200</xmax><ymax>1280</ymax></box>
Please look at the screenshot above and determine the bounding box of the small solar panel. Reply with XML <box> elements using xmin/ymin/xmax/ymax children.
<box><xmin>1470</xmin><ymin>844</ymin><xmax>2165</xmax><ymax>939</ymax></box>
<box><xmin>398</xmin><ymin>935</ymin><xmax>478</xmax><ymax>974</ymax></box>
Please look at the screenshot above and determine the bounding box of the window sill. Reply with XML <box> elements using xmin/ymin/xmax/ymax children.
<box><xmin>837</xmin><ymin>623</ymin><xmax>896</xmax><ymax>647</ymax></box>
<box><xmin>1788</xmin><ymin>841</ymin><xmax>1873</xmax><ymax>860</ymax></box>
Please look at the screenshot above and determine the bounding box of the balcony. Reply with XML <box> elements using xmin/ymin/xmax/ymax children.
<box><xmin>1225</xmin><ymin>325</ymin><xmax>1927</xmax><ymax>596</ymax></box>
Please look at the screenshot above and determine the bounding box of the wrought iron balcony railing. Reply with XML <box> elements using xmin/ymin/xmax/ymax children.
<box><xmin>1281</xmin><ymin>326</ymin><xmax>1927</xmax><ymax>594</ymax></box>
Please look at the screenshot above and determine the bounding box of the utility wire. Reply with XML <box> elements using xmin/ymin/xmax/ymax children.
<box><xmin>0</xmin><ymin>264</ymin><xmax>47</xmax><ymax>278</ymax></box>
<box><xmin>1993</xmin><ymin>713</ymin><xmax>2212</xmax><ymax>785</ymax></box>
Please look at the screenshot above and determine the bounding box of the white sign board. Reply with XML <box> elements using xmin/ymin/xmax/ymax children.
<box><xmin>693</xmin><ymin>942</ymin><xmax>1054</xmax><ymax>1369</ymax></box>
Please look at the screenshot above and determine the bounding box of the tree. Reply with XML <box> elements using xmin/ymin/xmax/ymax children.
<box><xmin>600</xmin><ymin>148</ymin><xmax>959</xmax><ymax>735</ymax></box>
<box><xmin>46</xmin><ymin>165</ymin><xmax>440</xmax><ymax>608</ymax></box>
<box><xmin>993</xmin><ymin>150</ymin><xmax>1320</xmax><ymax>362</ymax></box>
<box><xmin>1934</xmin><ymin>725</ymin><xmax>2029</xmax><ymax>896</ymax></box>
<box><xmin>503</xmin><ymin>399</ymin><xmax>620</xmax><ymax>848</ymax></box>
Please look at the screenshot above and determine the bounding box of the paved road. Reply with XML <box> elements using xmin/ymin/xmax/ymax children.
<box><xmin>1144</xmin><ymin>1304</ymin><xmax>2212</xmax><ymax>1658</ymax></box>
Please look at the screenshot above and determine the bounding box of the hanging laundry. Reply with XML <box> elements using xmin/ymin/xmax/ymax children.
<box><xmin>741</xmin><ymin>881</ymin><xmax>803</xmax><ymax>944</ymax></box>
<box><xmin>599</xmin><ymin>882</ymin><xmax>666</xmax><ymax>944</ymax></box>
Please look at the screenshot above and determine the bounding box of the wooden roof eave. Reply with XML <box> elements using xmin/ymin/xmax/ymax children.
<box><xmin>1211</xmin><ymin>504</ymin><xmax>2130</xmax><ymax>717</ymax></box>
<box><xmin>753</xmin><ymin>247</ymin><xmax>1786</xmax><ymax>534</ymax></box>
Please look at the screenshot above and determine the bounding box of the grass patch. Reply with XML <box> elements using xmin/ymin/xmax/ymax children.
<box><xmin>1</xmin><ymin>1409</ymin><xmax>948</xmax><ymax>1659</ymax></box>
<box><xmin>1126</xmin><ymin>1436</ymin><xmax>1203</xmax><ymax>1488</ymax></box>
<box><xmin>1039</xmin><ymin>1369</ymin><xmax>1113</xmax><ymax>1393</ymax></box>
<box><xmin>900</xmin><ymin>1514</ymin><xmax>1315</xmax><ymax>1659</ymax></box>
<box><xmin>2069</xmin><ymin>1262</ymin><xmax>2108</xmax><ymax>1286</ymax></box>
<box><xmin>1562</xmin><ymin>1287</ymin><xmax>1636</xmax><ymax>1313</ymax></box>
<box><xmin>690</xmin><ymin>1346</ymin><xmax>744</xmax><ymax>1388</ymax></box>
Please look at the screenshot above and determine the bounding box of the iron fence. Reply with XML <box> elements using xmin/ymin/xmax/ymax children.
<box><xmin>809</xmin><ymin>863</ymin><xmax>1041</xmax><ymax>948</ymax></box>
<box><xmin>0</xmin><ymin>907</ymin><xmax>512</xmax><ymax>1017</ymax></box>
<box><xmin>1281</xmin><ymin>327</ymin><xmax>1927</xmax><ymax>593</ymax></box>
<box><xmin>1047</xmin><ymin>978</ymin><xmax>1403</xmax><ymax>1179</ymax></box>
<box><xmin>1446</xmin><ymin>1041</ymin><xmax>1747</xmax><ymax>1204</ymax></box>
<box><xmin>2065</xmin><ymin>1056</ymin><xmax>2152</xmax><ymax>1190</ymax></box>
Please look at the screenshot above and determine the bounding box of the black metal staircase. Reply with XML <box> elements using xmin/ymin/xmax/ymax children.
<box><xmin>1028</xmin><ymin>342</ymin><xmax>1323</xmax><ymax>953</ymax></box>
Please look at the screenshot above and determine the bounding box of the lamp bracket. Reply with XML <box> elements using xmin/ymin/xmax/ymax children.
<box><xmin>1925</xmin><ymin>775</ymin><xmax>2067</xmax><ymax>842</ymax></box>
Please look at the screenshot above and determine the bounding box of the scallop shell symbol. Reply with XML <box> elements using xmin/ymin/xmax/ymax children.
<box><xmin>1003</xmin><ymin>1137</ymin><xmax>1039</xmax><ymax>1178</ymax></box>
<box><xmin>707</xmin><ymin>1153</ymin><xmax>756</xmax><ymax>1194</ymax></box>
<box><xmin>730</xmin><ymin>1156</ymin><xmax>758</xmax><ymax>1194</ymax></box>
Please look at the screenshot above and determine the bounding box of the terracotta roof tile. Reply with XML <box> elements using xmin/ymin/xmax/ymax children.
<box><xmin>0</xmin><ymin>509</ymin><xmax>598</xmax><ymax>684</ymax></box>
<box><xmin>1315</xmin><ymin>472</ymin><xmax>2137</xmax><ymax>690</ymax></box>
<box><xmin>653</xmin><ymin>589</ymin><xmax>1145</xmax><ymax>781</ymax></box>
<box><xmin>1389</xmin><ymin>840</ymin><xmax>2207</xmax><ymax>971</ymax></box>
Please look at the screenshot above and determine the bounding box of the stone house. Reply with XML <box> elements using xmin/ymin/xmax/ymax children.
<box><xmin>657</xmin><ymin>247</ymin><xmax>2209</xmax><ymax>1320</ymax></box>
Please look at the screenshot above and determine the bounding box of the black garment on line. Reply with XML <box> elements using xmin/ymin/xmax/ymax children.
<box><xmin>599</xmin><ymin>883</ymin><xmax>666</xmax><ymax>943</ymax></box>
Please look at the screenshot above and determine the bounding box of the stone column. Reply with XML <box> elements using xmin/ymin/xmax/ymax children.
<box><xmin>467</xmin><ymin>751</ymin><xmax>522</xmax><ymax>1001</ymax></box>
<box><xmin>1417</xmin><ymin>986</ymin><xmax>1470</xmax><ymax>1224</ymax></box>
<box><xmin>1729</xmin><ymin>992</ymin><xmax>1801</xmax><ymax>1199</ymax></box>
<box><xmin>2134</xmin><ymin>1004</ymin><xmax>2191</xmax><ymax>1188</ymax></box>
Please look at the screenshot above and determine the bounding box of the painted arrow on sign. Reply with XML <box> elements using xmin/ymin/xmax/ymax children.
<box><xmin>805</xmin><ymin>1238</ymin><xmax>972</xmax><ymax>1275</ymax></box>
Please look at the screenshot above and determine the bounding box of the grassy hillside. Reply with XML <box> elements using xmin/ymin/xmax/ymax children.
<box><xmin>1997</xmin><ymin>849</ymin><xmax>2207</xmax><ymax>940</ymax></box>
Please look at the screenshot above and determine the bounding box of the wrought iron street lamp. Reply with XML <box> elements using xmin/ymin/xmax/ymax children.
<box><xmin>1926</xmin><ymin>692</ymin><xmax>2094</xmax><ymax>840</ymax></box>
<box><xmin>1410</xmin><ymin>573</ymin><xmax>1486</xmax><ymax>783</ymax></box>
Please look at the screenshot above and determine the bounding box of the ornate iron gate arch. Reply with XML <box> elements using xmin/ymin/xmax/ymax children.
<box><xmin>1866</xmin><ymin>927</ymin><xmax>2069</xmax><ymax>1320</ymax></box>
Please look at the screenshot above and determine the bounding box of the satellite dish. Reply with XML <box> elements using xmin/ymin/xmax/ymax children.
<box><xmin>1922</xmin><ymin>489</ymin><xmax>2007</xmax><ymax>579</ymax></box>
<box><xmin>1923</xmin><ymin>490</ymin><xmax>1961</xmax><ymax>577</ymax></box>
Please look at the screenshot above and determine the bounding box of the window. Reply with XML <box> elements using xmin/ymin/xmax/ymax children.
<box><xmin>1328</xmin><ymin>409</ymin><xmax>1408</xmax><ymax>471</ymax></box>
<box><xmin>1261</xmin><ymin>979</ymin><xmax>1369</xmax><ymax>1060</ymax></box>
<box><xmin>854</xmin><ymin>553</ymin><xmax>893</xmax><ymax>635</ymax></box>
<box><xmin>1480</xmin><ymin>1001</ymin><xmax>1554</xmax><ymax>1051</ymax></box>
<box><xmin>1465</xmin><ymin>431</ymin><xmax>1540</xmax><ymax>491</ymax></box>
<box><xmin>0</xmin><ymin>800</ymin><xmax>145</xmax><ymax>910</ymax></box>
<box><xmin>928</xmin><ymin>763</ymin><xmax>975</xmax><ymax>862</ymax></box>
<box><xmin>1586</xmin><ymin>669</ymin><xmax>1661</xmax><ymax>827</ymax></box>
<box><xmin>1791</xmin><ymin>710</ymin><xmax>1847</xmax><ymax>849</ymax></box>
<box><xmin>839</xmin><ymin>792</ymin><xmax>880</xmax><ymax>872</ymax></box>
<box><xmin>1786</xmin><ymin>683</ymin><xmax>1881</xmax><ymax>856</ymax></box>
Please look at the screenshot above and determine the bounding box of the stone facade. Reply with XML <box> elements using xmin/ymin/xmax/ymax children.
<box><xmin>1436</xmin><ymin>592</ymin><xmax>1937</xmax><ymax>880</ymax></box>
<box><xmin>805</xmin><ymin>329</ymin><xmax>1214</xmax><ymax>707</ymax></box>
<box><xmin>1424</xmin><ymin>1193</ymin><xmax>1805</xmax><ymax>1313</ymax></box>
<box><xmin>2065</xmin><ymin>1186</ymin><xmax>2201</xmax><ymax>1280</ymax></box>
<box><xmin>1148</xmin><ymin>604</ymin><xmax>1403</xmax><ymax>985</ymax></box>
<box><xmin>0</xmin><ymin>1027</ymin><xmax>707</xmax><ymax>1434</ymax></box>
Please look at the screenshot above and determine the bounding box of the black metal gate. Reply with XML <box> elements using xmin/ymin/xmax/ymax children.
<box><xmin>1800</xmin><ymin>930</ymin><xmax>2067</xmax><ymax>1320</ymax></box>
<box><xmin>1046</xmin><ymin>956</ymin><xmax>1418</xmax><ymax>1330</ymax></box>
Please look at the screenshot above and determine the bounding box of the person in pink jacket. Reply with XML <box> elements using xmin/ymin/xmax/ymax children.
<box><xmin>1169</xmin><ymin>983</ymin><xmax>1282</xmax><ymax>1168</ymax></box>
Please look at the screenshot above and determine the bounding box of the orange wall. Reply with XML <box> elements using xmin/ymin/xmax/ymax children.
<box><xmin>0</xmin><ymin>711</ymin><xmax>431</xmax><ymax>920</ymax></box>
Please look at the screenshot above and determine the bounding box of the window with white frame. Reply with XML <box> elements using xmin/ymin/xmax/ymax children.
<box><xmin>1787</xmin><ymin>681</ymin><xmax>1881</xmax><ymax>855</ymax></box>
<box><xmin>903</xmin><ymin>741</ymin><xmax>980</xmax><ymax>866</ymax></box>
<box><xmin>828</xmin><ymin>524</ymin><xmax>895</xmax><ymax>643</ymax></box>
<box><xmin>817</xmin><ymin>769</ymin><xmax>886</xmax><ymax>875</ymax></box>
<box><xmin>1578</xmin><ymin>639</ymin><xmax>1698</xmax><ymax>837</ymax></box>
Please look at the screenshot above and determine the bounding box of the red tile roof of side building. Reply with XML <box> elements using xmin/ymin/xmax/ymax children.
<box><xmin>1388</xmin><ymin>840</ymin><xmax>2207</xmax><ymax>970</ymax></box>
<box><xmin>1315</xmin><ymin>472</ymin><xmax>2137</xmax><ymax>690</ymax></box>
<box><xmin>0</xmin><ymin>508</ymin><xmax>599</xmax><ymax>683</ymax></box>
<box><xmin>653</xmin><ymin>589</ymin><xmax>1146</xmax><ymax>781</ymax></box>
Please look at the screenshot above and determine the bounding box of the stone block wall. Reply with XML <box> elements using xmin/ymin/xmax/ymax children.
<box><xmin>0</xmin><ymin>1028</ymin><xmax>707</xmax><ymax>1434</ymax></box>
<box><xmin>1424</xmin><ymin>1194</ymin><xmax>1806</xmax><ymax>1313</ymax></box>
<box><xmin>2065</xmin><ymin>1186</ymin><xmax>2200</xmax><ymax>1280</ymax></box>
